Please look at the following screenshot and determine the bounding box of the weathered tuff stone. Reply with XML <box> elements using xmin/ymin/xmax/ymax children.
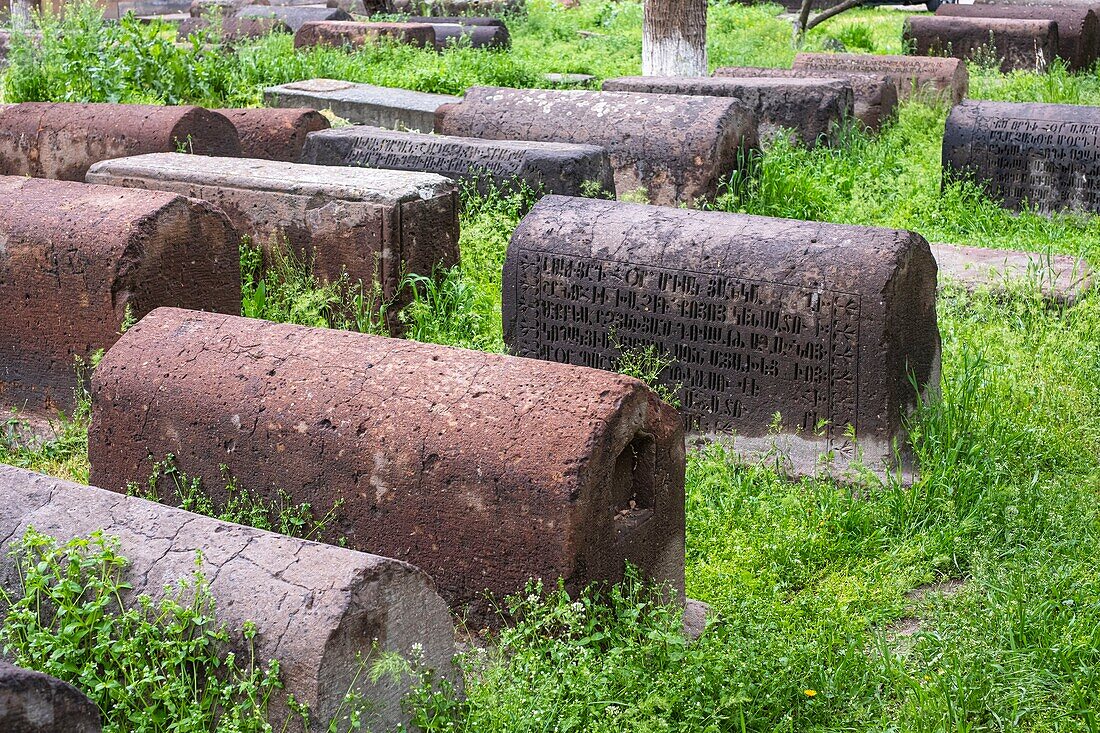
<box><xmin>300</xmin><ymin>125</ymin><xmax>614</xmax><ymax>196</ymax></box>
<box><xmin>930</xmin><ymin>242</ymin><xmax>1092</xmax><ymax>305</ymax></box>
<box><xmin>429</xmin><ymin>22</ymin><xmax>510</xmax><ymax>50</ymax></box>
<box><xmin>237</xmin><ymin>4</ymin><xmax>351</xmax><ymax>31</ymax></box>
<box><xmin>793</xmin><ymin>52</ymin><xmax>969</xmax><ymax>105</ymax></box>
<box><xmin>86</xmin><ymin>153</ymin><xmax>459</xmax><ymax>314</ymax></box>
<box><xmin>713</xmin><ymin>66</ymin><xmax>898</xmax><ymax>132</ymax></box>
<box><xmin>388</xmin><ymin>0</ymin><xmax>524</xmax><ymax>13</ymax></box>
<box><xmin>0</xmin><ymin>177</ymin><xmax>240</xmax><ymax>416</ymax></box>
<box><xmin>265</xmin><ymin>79</ymin><xmax>460</xmax><ymax>132</ymax></box>
<box><xmin>405</xmin><ymin>14</ymin><xmax>505</xmax><ymax>25</ymax></box>
<box><xmin>177</xmin><ymin>15</ymin><xmax>291</xmax><ymax>41</ymax></box>
<box><xmin>189</xmin><ymin>0</ymin><xmax>267</xmax><ymax>16</ymax></box>
<box><xmin>435</xmin><ymin>87</ymin><xmax>758</xmax><ymax>206</ymax></box>
<box><xmin>904</xmin><ymin>16</ymin><xmax>1058</xmax><ymax>73</ymax></box>
<box><xmin>942</xmin><ymin>100</ymin><xmax>1100</xmax><ymax>215</ymax></box>
<box><xmin>215</xmin><ymin>107</ymin><xmax>330</xmax><ymax>161</ymax></box>
<box><xmin>937</xmin><ymin>3</ymin><xmax>1100</xmax><ymax>71</ymax></box>
<box><xmin>88</xmin><ymin>308</ymin><xmax>686</xmax><ymax>621</ymax></box>
<box><xmin>503</xmin><ymin>196</ymin><xmax>941</xmax><ymax>479</ymax></box>
<box><xmin>0</xmin><ymin>103</ymin><xmax>240</xmax><ymax>181</ymax></box>
<box><xmin>0</xmin><ymin>661</ymin><xmax>101</xmax><ymax>733</ymax></box>
<box><xmin>293</xmin><ymin>20</ymin><xmax>436</xmax><ymax>49</ymax></box>
<box><xmin>602</xmin><ymin>76</ymin><xmax>853</xmax><ymax>148</ymax></box>
<box><xmin>0</xmin><ymin>465</ymin><xmax>456</xmax><ymax>733</ymax></box>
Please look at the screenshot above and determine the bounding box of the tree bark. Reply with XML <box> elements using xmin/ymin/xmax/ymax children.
<box><xmin>643</xmin><ymin>0</ymin><xmax>707</xmax><ymax>77</ymax></box>
<box><xmin>10</xmin><ymin>0</ymin><xmax>34</xmax><ymax>30</ymax></box>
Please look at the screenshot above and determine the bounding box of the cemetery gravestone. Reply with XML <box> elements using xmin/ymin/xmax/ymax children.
<box><xmin>216</xmin><ymin>107</ymin><xmax>330</xmax><ymax>161</ymax></box>
<box><xmin>293</xmin><ymin>20</ymin><xmax>436</xmax><ymax>49</ymax></box>
<box><xmin>265</xmin><ymin>79</ymin><xmax>460</xmax><ymax>132</ymax></box>
<box><xmin>793</xmin><ymin>52</ymin><xmax>969</xmax><ymax>105</ymax></box>
<box><xmin>86</xmin><ymin>153</ymin><xmax>459</xmax><ymax>324</ymax></box>
<box><xmin>177</xmin><ymin>15</ymin><xmax>291</xmax><ymax>41</ymax></box>
<box><xmin>299</xmin><ymin>125</ymin><xmax>615</xmax><ymax>197</ymax></box>
<box><xmin>713</xmin><ymin>66</ymin><xmax>898</xmax><ymax>132</ymax></box>
<box><xmin>942</xmin><ymin>100</ymin><xmax>1100</xmax><ymax>215</ymax></box>
<box><xmin>236</xmin><ymin>4</ymin><xmax>351</xmax><ymax>32</ymax></box>
<box><xmin>0</xmin><ymin>464</ymin><xmax>456</xmax><ymax>733</ymax></box>
<box><xmin>937</xmin><ymin>2</ymin><xmax>1100</xmax><ymax>71</ymax></box>
<box><xmin>428</xmin><ymin>22</ymin><xmax>510</xmax><ymax>49</ymax></box>
<box><xmin>930</xmin><ymin>242</ymin><xmax>1093</xmax><ymax>305</ymax></box>
<box><xmin>0</xmin><ymin>102</ymin><xmax>240</xmax><ymax>181</ymax></box>
<box><xmin>904</xmin><ymin>16</ymin><xmax>1058</xmax><ymax>73</ymax></box>
<box><xmin>503</xmin><ymin>196</ymin><xmax>941</xmax><ymax>479</ymax></box>
<box><xmin>0</xmin><ymin>177</ymin><xmax>240</xmax><ymax>416</ymax></box>
<box><xmin>602</xmin><ymin>76</ymin><xmax>854</xmax><ymax>147</ymax></box>
<box><xmin>88</xmin><ymin>308</ymin><xmax>687</xmax><ymax>623</ymax></box>
<box><xmin>0</xmin><ymin>661</ymin><xmax>101</xmax><ymax>733</ymax></box>
<box><xmin>435</xmin><ymin>86</ymin><xmax>758</xmax><ymax>206</ymax></box>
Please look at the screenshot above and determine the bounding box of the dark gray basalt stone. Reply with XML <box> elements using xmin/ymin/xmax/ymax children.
<box><xmin>236</xmin><ymin>4</ymin><xmax>351</xmax><ymax>31</ymax></box>
<box><xmin>300</xmin><ymin>124</ymin><xmax>614</xmax><ymax>196</ymax></box>
<box><xmin>942</xmin><ymin>100</ymin><xmax>1100</xmax><ymax>215</ymax></box>
<box><xmin>502</xmin><ymin>195</ymin><xmax>942</xmax><ymax>479</ymax></box>
<box><xmin>0</xmin><ymin>661</ymin><xmax>101</xmax><ymax>733</ymax></box>
<box><xmin>904</xmin><ymin>16</ymin><xmax>1058</xmax><ymax>73</ymax></box>
<box><xmin>793</xmin><ymin>52</ymin><xmax>969</xmax><ymax>105</ymax></box>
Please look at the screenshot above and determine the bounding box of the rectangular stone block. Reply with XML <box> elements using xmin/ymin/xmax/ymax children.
<box><xmin>237</xmin><ymin>4</ymin><xmax>351</xmax><ymax>31</ymax></box>
<box><xmin>0</xmin><ymin>102</ymin><xmax>241</xmax><ymax>181</ymax></box>
<box><xmin>793</xmin><ymin>52</ymin><xmax>968</xmax><ymax>105</ymax></box>
<box><xmin>905</xmin><ymin>16</ymin><xmax>1058</xmax><ymax>73</ymax></box>
<box><xmin>931</xmin><ymin>242</ymin><xmax>1092</xmax><ymax>305</ymax></box>
<box><xmin>0</xmin><ymin>661</ymin><xmax>100</xmax><ymax>733</ymax></box>
<box><xmin>0</xmin><ymin>177</ymin><xmax>241</xmax><ymax>416</ymax></box>
<box><xmin>435</xmin><ymin>87</ymin><xmax>759</xmax><ymax>207</ymax></box>
<box><xmin>293</xmin><ymin>20</ymin><xmax>436</xmax><ymax>49</ymax></box>
<box><xmin>502</xmin><ymin>196</ymin><xmax>941</xmax><ymax>479</ymax></box>
<box><xmin>942</xmin><ymin>100</ymin><xmax>1100</xmax><ymax>215</ymax></box>
<box><xmin>86</xmin><ymin>153</ymin><xmax>460</xmax><ymax>316</ymax></box>
<box><xmin>177</xmin><ymin>16</ymin><xmax>292</xmax><ymax>42</ymax></box>
<box><xmin>0</xmin><ymin>464</ymin><xmax>456</xmax><ymax>733</ymax></box>
<box><xmin>215</xmin><ymin>107</ymin><xmax>330</xmax><ymax>161</ymax></box>
<box><xmin>602</xmin><ymin>76</ymin><xmax>853</xmax><ymax>148</ymax></box>
<box><xmin>265</xmin><ymin>79</ymin><xmax>460</xmax><ymax>132</ymax></box>
<box><xmin>937</xmin><ymin>3</ymin><xmax>1100</xmax><ymax>70</ymax></box>
<box><xmin>428</xmin><ymin>21</ymin><xmax>510</xmax><ymax>50</ymax></box>
<box><xmin>713</xmin><ymin>66</ymin><xmax>898</xmax><ymax>132</ymax></box>
<box><xmin>299</xmin><ymin>125</ymin><xmax>615</xmax><ymax>197</ymax></box>
<box><xmin>388</xmin><ymin>0</ymin><xmax>524</xmax><ymax>12</ymax></box>
<box><xmin>87</xmin><ymin>308</ymin><xmax>686</xmax><ymax>623</ymax></box>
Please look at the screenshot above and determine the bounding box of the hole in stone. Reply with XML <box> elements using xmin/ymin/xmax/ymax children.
<box><xmin>611</xmin><ymin>433</ymin><xmax>655</xmax><ymax>529</ymax></box>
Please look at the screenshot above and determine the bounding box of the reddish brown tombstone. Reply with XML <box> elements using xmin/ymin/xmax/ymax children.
<box><xmin>0</xmin><ymin>103</ymin><xmax>241</xmax><ymax>181</ymax></box>
<box><xmin>88</xmin><ymin>308</ymin><xmax>686</xmax><ymax>622</ymax></box>
<box><xmin>177</xmin><ymin>16</ymin><xmax>291</xmax><ymax>41</ymax></box>
<box><xmin>713</xmin><ymin>66</ymin><xmax>898</xmax><ymax>132</ymax></box>
<box><xmin>937</xmin><ymin>2</ymin><xmax>1100</xmax><ymax>70</ymax></box>
<box><xmin>904</xmin><ymin>16</ymin><xmax>1058</xmax><ymax>73</ymax></box>
<box><xmin>503</xmin><ymin>196</ymin><xmax>942</xmax><ymax>480</ymax></box>
<box><xmin>793</xmin><ymin>52</ymin><xmax>969</xmax><ymax>105</ymax></box>
<box><xmin>0</xmin><ymin>178</ymin><xmax>241</xmax><ymax>416</ymax></box>
<box><xmin>293</xmin><ymin>20</ymin><xmax>436</xmax><ymax>49</ymax></box>
<box><xmin>215</xmin><ymin>107</ymin><xmax>330</xmax><ymax>161</ymax></box>
<box><xmin>435</xmin><ymin>86</ymin><xmax>758</xmax><ymax>206</ymax></box>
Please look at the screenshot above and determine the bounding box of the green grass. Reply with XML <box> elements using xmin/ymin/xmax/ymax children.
<box><xmin>3</xmin><ymin>0</ymin><xmax>1100</xmax><ymax>730</ymax></box>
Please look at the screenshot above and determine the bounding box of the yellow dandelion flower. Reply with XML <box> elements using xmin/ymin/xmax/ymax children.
<box><xmin>804</xmin><ymin>689</ymin><xmax>817</xmax><ymax>697</ymax></box>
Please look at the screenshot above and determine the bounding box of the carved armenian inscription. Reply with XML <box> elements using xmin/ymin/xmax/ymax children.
<box><xmin>512</xmin><ymin>250</ymin><xmax>861</xmax><ymax>448</ymax></box>
<box><xmin>970</xmin><ymin>111</ymin><xmax>1100</xmax><ymax>213</ymax></box>
<box><xmin>345</xmin><ymin>136</ymin><xmax>530</xmax><ymax>179</ymax></box>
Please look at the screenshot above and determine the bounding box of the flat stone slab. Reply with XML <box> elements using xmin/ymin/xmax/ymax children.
<box><xmin>436</xmin><ymin>86</ymin><xmax>759</xmax><ymax>206</ymax></box>
<box><xmin>0</xmin><ymin>464</ymin><xmax>456</xmax><ymax>733</ymax></box>
<box><xmin>937</xmin><ymin>3</ymin><xmax>1100</xmax><ymax>71</ymax></box>
<box><xmin>237</xmin><ymin>4</ymin><xmax>350</xmax><ymax>31</ymax></box>
<box><xmin>265</xmin><ymin>78</ymin><xmax>460</xmax><ymax>132</ymax></box>
<box><xmin>603</xmin><ymin>75</ymin><xmax>854</xmax><ymax>148</ymax></box>
<box><xmin>503</xmin><ymin>195</ymin><xmax>942</xmax><ymax>480</ymax></box>
<box><xmin>931</xmin><ymin>243</ymin><xmax>1092</xmax><ymax>304</ymax></box>
<box><xmin>299</xmin><ymin>124</ymin><xmax>614</xmax><ymax>196</ymax></box>
<box><xmin>88</xmin><ymin>307</ymin><xmax>686</xmax><ymax>624</ymax></box>
<box><xmin>0</xmin><ymin>102</ymin><xmax>240</xmax><ymax>181</ymax></box>
<box><xmin>942</xmin><ymin>100</ymin><xmax>1100</xmax><ymax>216</ymax></box>
<box><xmin>713</xmin><ymin>66</ymin><xmax>898</xmax><ymax>132</ymax></box>
<box><xmin>0</xmin><ymin>661</ymin><xmax>101</xmax><ymax>733</ymax></box>
<box><xmin>293</xmin><ymin>20</ymin><xmax>436</xmax><ymax>49</ymax></box>
<box><xmin>86</xmin><ymin>153</ymin><xmax>460</xmax><ymax>318</ymax></box>
<box><xmin>215</xmin><ymin>106</ymin><xmax>330</xmax><ymax>161</ymax></box>
<box><xmin>905</xmin><ymin>16</ymin><xmax>1058</xmax><ymax>73</ymax></box>
<box><xmin>0</xmin><ymin>176</ymin><xmax>240</xmax><ymax>416</ymax></box>
<box><xmin>793</xmin><ymin>52</ymin><xmax>969</xmax><ymax>105</ymax></box>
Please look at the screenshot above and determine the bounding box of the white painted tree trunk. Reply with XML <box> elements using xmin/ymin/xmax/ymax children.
<box><xmin>10</xmin><ymin>0</ymin><xmax>33</xmax><ymax>30</ymax></box>
<box><xmin>642</xmin><ymin>0</ymin><xmax>708</xmax><ymax>77</ymax></box>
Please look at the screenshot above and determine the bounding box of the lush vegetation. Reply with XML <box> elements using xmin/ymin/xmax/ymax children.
<box><xmin>2</xmin><ymin>0</ymin><xmax>1100</xmax><ymax>730</ymax></box>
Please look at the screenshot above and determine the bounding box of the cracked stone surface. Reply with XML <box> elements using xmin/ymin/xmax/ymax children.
<box><xmin>86</xmin><ymin>153</ymin><xmax>459</xmax><ymax>327</ymax></box>
<box><xmin>793</xmin><ymin>52</ymin><xmax>968</xmax><ymax>105</ymax></box>
<box><xmin>0</xmin><ymin>177</ymin><xmax>241</xmax><ymax>415</ymax></box>
<box><xmin>0</xmin><ymin>660</ymin><xmax>101</xmax><ymax>733</ymax></box>
<box><xmin>88</xmin><ymin>308</ymin><xmax>686</xmax><ymax>624</ymax></box>
<box><xmin>434</xmin><ymin>86</ymin><xmax>759</xmax><ymax>207</ymax></box>
<box><xmin>215</xmin><ymin>107</ymin><xmax>330</xmax><ymax>162</ymax></box>
<box><xmin>0</xmin><ymin>102</ymin><xmax>241</xmax><ymax>181</ymax></box>
<box><xmin>0</xmin><ymin>464</ymin><xmax>456</xmax><ymax>733</ymax></box>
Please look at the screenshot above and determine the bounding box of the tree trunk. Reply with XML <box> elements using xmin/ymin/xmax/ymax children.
<box><xmin>10</xmin><ymin>0</ymin><xmax>34</xmax><ymax>30</ymax></box>
<box><xmin>643</xmin><ymin>0</ymin><xmax>707</xmax><ymax>77</ymax></box>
